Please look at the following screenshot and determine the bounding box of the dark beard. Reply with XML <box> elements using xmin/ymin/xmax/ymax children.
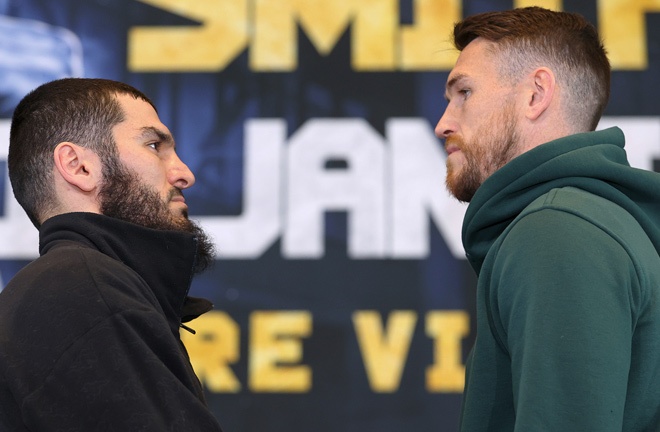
<box><xmin>97</xmin><ymin>156</ymin><xmax>215</xmax><ymax>274</ymax></box>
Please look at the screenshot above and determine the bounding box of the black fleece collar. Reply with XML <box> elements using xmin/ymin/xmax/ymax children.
<box><xmin>39</xmin><ymin>212</ymin><xmax>212</xmax><ymax>333</ymax></box>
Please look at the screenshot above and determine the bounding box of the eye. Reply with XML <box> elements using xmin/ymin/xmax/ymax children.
<box><xmin>458</xmin><ymin>88</ymin><xmax>471</xmax><ymax>99</ymax></box>
<box><xmin>147</xmin><ymin>141</ymin><xmax>161</xmax><ymax>151</ymax></box>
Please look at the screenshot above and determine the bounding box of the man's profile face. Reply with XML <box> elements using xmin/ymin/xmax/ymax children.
<box><xmin>97</xmin><ymin>94</ymin><xmax>214</xmax><ymax>272</ymax></box>
<box><xmin>107</xmin><ymin>94</ymin><xmax>194</xmax><ymax>223</ymax></box>
<box><xmin>435</xmin><ymin>38</ymin><xmax>523</xmax><ymax>202</ymax></box>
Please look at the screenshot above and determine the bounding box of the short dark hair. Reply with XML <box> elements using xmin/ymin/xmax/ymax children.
<box><xmin>453</xmin><ymin>7</ymin><xmax>610</xmax><ymax>131</ymax></box>
<box><xmin>9</xmin><ymin>78</ymin><xmax>155</xmax><ymax>227</ymax></box>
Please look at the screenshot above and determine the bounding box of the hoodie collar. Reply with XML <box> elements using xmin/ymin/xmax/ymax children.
<box><xmin>463</xmin><ymin>127</ymin><xmax>660</xmax><ymax>274</ymax></box>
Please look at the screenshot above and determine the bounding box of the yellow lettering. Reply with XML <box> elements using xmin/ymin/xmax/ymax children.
<box><xmin>126</xmin><ymin>0</ymin><xmax>653</xmax><ymax>72</ymax></box>
<box><xmin>426</xmin><ymin>311</ymin><xmax>468</xmax><ymax>392</ymax></box>
<box><xmin>400</xmin><ymin>0</ymin><xmax>461</xmax><ymax>70</ymax></box>
<box><xmin>353</xmin><ymin>310</ymin><xmax>417</xmax><ymax>392</ymax></box>
<box><xmin>513</xmin><ymin>0</ymin><xmax>563</xmax><ymax>9</ymax></box>
<box><xmin>181</xmin><ymin>311</ymin><xmax>242</xmax><ymax>392</ymax></box>
<box><xmin>128</xmin><ymin>0</ymin><xmax>248</xmax><ymax>71</ymax></box>
<box><xmin>598</xmin><ymin>0</ymin><xmax>660</xmax><ymax>70</ymax></box>
<box><xmin>249</xmin><ymin>311</ymin><xmax>312</xmax><ymax>392</ymax></box>
<box><xmin>251</xmin><ymin>0</ymin><xmax>397</xmax><ymax>71</ymax></box>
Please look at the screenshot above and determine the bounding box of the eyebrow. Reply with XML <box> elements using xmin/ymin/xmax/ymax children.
<box><xmin>444</xmin><ymin>73</ymin><xmax>468</xmax><ymax>100</ymax></box>
<box><xmin>139</xmin><ymin>126</ymin><xmax>175</xmax><ymax>146</ymax></box>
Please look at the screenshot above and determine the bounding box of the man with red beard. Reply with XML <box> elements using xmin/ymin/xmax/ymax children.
<box><xmin>436</xmin><ymin>7</ymin><xmax>660</xmax><ymax>431</ymax></box>
<box><xmin>0</xmin><ymin>78</ymin><xmax>223</xmax><ymax>431</ymax></box>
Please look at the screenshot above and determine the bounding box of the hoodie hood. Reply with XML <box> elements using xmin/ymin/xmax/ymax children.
<box><xmin>463</xmin><ymin>127</ymin><xmax>660</xmax><ymax>274</ymax></box>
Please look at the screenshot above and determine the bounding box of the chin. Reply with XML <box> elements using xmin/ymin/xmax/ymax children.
<box><xmin>169</xmin><ymin>204</ymin><xmax>189</xmax><ymax>218</ymax></box>
<box><xmin>172</xmin><ymin>213</ymin><xmax>189</xmax><ymax>224</ymax></box>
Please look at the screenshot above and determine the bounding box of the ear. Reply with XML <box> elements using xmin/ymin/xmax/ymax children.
<box><xmin>525</xmin><ymin>67</ymin><xmax>556</xmax><ymax>121</ymax></box>
<box><xmin>53</xmin><ymin>142</ymin><xmax>101</xmax><ymax>192</ymax></box>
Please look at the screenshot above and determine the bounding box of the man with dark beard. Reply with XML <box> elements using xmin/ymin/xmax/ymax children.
<box><xmin>0</xmin><ymin>78</ymin><xmax>223</xmax><ymax>431</ymax></box>
<box><xmin>436</xmin><ymin>7</ymin><xmax>660</xmax><ymax>432</ymax></box>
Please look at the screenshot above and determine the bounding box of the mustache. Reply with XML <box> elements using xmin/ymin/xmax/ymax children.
<box><xmin>445</xmin><ymin>135</ymin><xmax>464</xmax><ymax>149</ymax></box>
<box><xmin>168</xmin><ymin>188</ymin><xmax>184</xmax><ymax>201</ymax></box>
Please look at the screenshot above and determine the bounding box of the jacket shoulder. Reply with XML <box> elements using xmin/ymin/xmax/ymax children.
<box><xmin>0</xmin><ymin>243</ymin><xmax>162</xmax><ymax>359</ymax></box>
<box><xmin>4</xmin><ymin>243</ymin><xmax>156</xmax><ymax>309</ymax></box>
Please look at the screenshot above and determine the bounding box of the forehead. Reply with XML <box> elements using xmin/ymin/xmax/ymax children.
<box><xmin>447</xmin><ymin>38</ymin><xmax>501</xmax><ymax>86</ymax></box>
<box><xmin>113</xmin><ymin>94</ymin><xmax>170</xmax><ymax>137</ymax></box>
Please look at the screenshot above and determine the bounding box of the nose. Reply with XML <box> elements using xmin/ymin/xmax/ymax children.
<box><xmin>435</xmin><ymin>107</ymin><xmax>456</xmax><ymax>140</ymax></box>
<box><xmin>169</xmin><ymin>153</ymin><xmax>196</xmax><ymax>189</ymax></box>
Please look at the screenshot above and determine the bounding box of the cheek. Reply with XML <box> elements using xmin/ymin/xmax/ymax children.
<box><xmin>120</xmin><ymin>157</ymin><xmax>168</xmax><ymax>188</ymax></box>
<box><xmin>453</xmin><ymin>109</ymin><xmax>480</xmax><ymax>142</ymax></box>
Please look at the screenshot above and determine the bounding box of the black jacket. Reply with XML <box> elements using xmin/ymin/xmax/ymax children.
<box><xmin>0</xmin><ymin>212</ymin><xmax>223</xmax><ymax>431</ymax></box>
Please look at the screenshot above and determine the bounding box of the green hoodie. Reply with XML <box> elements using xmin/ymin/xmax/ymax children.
<box><xmin>460</xmin><ymin>127</ymin><xmax>660</xmax><ymax>431</ymax></box>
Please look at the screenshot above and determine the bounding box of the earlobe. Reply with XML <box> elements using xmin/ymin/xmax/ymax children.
<box><xmin>53</xmin><ymin>142</ymin><xmax>99</xmax><ymax>192</ymax></box>
<box><xmin>526</xmin><ymin>67</ymin><xmax>556</xmax><ymax>121</ymax></box>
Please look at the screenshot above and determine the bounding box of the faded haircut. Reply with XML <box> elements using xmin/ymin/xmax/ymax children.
<box><xmin>453</xmin><ymin>7</ymin><xmax>610</xmax><ymax>131</ymax></box>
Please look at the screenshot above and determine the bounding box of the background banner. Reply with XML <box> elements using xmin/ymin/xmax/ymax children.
<box><xmin>1</xmin><ymin>1</ymin><xmax>659</xmax><ymax>430</ymax></box>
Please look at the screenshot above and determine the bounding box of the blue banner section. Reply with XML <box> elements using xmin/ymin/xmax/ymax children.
<box><xmin>1</xmin><ymin>1</ymin><xmax>659</xmax><ymax>430</ymax></box>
